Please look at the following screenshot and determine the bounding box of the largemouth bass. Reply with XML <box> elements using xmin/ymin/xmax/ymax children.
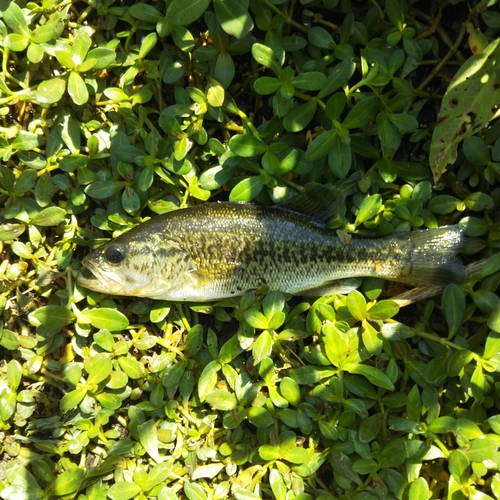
<box><xmin>77</xmin><ymin>185</ymin><xmax>466</xmax><ymax>301</ymax></box>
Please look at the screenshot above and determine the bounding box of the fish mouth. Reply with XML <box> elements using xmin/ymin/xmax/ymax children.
<box><xmin>77</xmin><ymin>259</ymin><xmax>124</xmax><ymax>294</ymax></box>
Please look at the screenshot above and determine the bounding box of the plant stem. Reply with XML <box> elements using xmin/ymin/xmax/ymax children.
<box><xmin>260</xmin><ymin>0</ymin><xmax>308</xmax><ymax>34</ymax></box>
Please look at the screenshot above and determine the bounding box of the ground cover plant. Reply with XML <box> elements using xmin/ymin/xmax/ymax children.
<box><xmin>1</xmin><ymin>0</ymin><xmax>500</xmax><ymax>498</ymax></box>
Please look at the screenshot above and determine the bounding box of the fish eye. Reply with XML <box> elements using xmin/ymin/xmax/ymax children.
<box><xmin>105</xmin><ymin>245</ymin><xmax>125</xmax><ymax>264</ymax></box>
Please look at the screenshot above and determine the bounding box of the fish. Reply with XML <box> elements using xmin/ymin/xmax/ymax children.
<box><xmin>77</xmin><ymin>185</ymin><xmax>466</xmax><ymax>302</ymax></box>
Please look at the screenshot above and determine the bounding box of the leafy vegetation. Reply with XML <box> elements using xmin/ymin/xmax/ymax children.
<box><xmin>1</xmin><ymin>0</ymin><xmax>500</xmax><ymax>499</ymax></box>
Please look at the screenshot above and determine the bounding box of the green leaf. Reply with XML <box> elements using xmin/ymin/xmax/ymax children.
<box><xmin>328</xmin><ymin>133</ymin><xmax>352</xmax><ymax>179</ymax></box>
<box><xmin>308</xmin><ymin>26</ymin><xmax>334</xmax><ymax>49</ymax></box>
<box><xmin>138</xmin><ymin>32</ymin><xmax>157</xmax><ymax>60</ymax></box>
<box><xmin>30</xmin><ymin>20</ymin><xmax>61</xmax><ymax>44</ymax></box>
<box><xmin>389</xmin><ymin>113</ymin><xmax>418</xmax><ymax>132</ymax></box>
<box><xmin>108</xmin><ymin>482</ymin><xmax>142</xmax><ymax>500</ymax></box>
<box><xmin>305</xmin><ymin>129</ymin><xmax>337</xmax><ymax>161</ymax></box>
<box><xmin>481</xmin><ymin>255</ymin><xmax>500</xmax><ymax>279</ymax></box>
<box><xmin>60</xmin><ymin>387</ymin><xmax>87</xmax><ymax>411</ymax></box>
<box><xmin>87</xmin><ymin>48</ymin><xmax>116</xmax><ymax>70</ymax></box>
<box><xmin>322</xmin><ymin>322</ymin><xmax>347</xmax><ymax>367</ymax></box>
<box><xmin>346</xmin><ymin>290</ymin><xmax>367</xmax><ymax>321</ymax></box>
<box><xmin>325</xmin><ymin>93</ymin><xmax>347</xmax><ymax>122</ymax></box>
<box><xmin>4</xmin><ymin>33</ymin><xmax>29</xmax><ymax>51</ymax></box>
<box><xmin>283</xmin><ymin>101</ymin><xmax>317</xmax><ymax>132</ymax></box>
<box><xmin>72</xmin><ymin>29</ymin><xmax>92</xmax><ymax>66</ymax></box>
<box><xmin>3</xmin><ymin>3</ymin><xmax>30</xmax><ymax>36</ymax></box>
<box><xmin>52</xmin><ymin>468</ymin><xmax>85</xmax><ymax>496</ymax></box>
<box><xmin>166</xmin><ymin>0</ymin><xmax>210</xmax><ymax>25</ymax></box>
<box><xmin>251</xmin><ymin>43</ymin><xmax>282</xmax><ymax>74</ymax></box>
<box><xmin>343</xmin><ymin>363</ymin><xmax>395</xmax><ymax>391</ymax></box>
<box><xmin>448</xmin><ymin>349</ymin><xmax>474</xmax><ymax>377</ymax></box>
<box><xmin>229</xmin><ymin>176</ymin><xmax>263</xmax><ymax>202</ymax></box>
<box><xmin>343</xmin><ymin>96</ymin><xmax>380</xmax><ymax>129</ymax></box>
<box><xmin>484</xmin><ymin>331</ymin><xmax>500</xmax><ymax>360</ymax></box>
<box><xmin>137</xmin><ymin>419</ymin><xmax>161</xmax><ymax>462</ymax></box>
<box><xmin>464</xmin><ymin>437</ymin><xmax>497</xmax><ymax>463</ymax></box>
<box><xmin>68</xmin><ymin>71</ymin><xmax>89</xmax><ymax>105</ymax></box>
<box><xmin>293</xmin><ymin>72</ymin><xmax>327</xmax><ymax>91</ymax></box>
<box><xmin>191</xmin><ymin>463</ymin><xmax>225</xmax><ymax>480</ymax></box>
<box><xmin>161</xmin><ymin>360</ymin><xmax>185</xmax><ymax>388</ymax></box>
<box><xmin>31</xmin><ymin>207</ymin><xmax>66</xmax><ymax>226</ymax></box>
<box><xmin>85</xmin><ymin>180</ymin><xmax>124</xmax><ymax>199</ymax></box>
<box><xmin>0</xmin><ymin>392</ymin><xmax>16</xmax><ymax>421</ymax></box>
<box><xmin>7</xmin><ymin>360</ymin><xmax>22</xmax><ymax>391</ymax></box>
<box><xmin>448</xmin><ymin>449</ymin><xmax>470</xmax><ymax>485</ymax></box>
<box><xmin>464</xmin><ymin>191</ymin><xmax>494</xmax><ymax>211</ymax></box>
<box><xmin>260</xmin><ymin>443</ymin><xmax>281</xmax><ymax>461</ymax></box>
<box><xmin>244</xmin><ymin>309</ymin><xmax>268</xmax><ymax>329</ymax></box>
<box><xmin>377</xmin><ymin>112</ymin><xmax>401</xmax><ymax>154</ymax></box>
<box><xmin>35</xmin><ymin>172</ymin><xmax>55</xmax><ymax>207</ymax></box>
<box><xmin>85</xmin><ymin>357</ymin><xmax>113</xmax><ymax>386</ymax></box>
<box><xmin>463</xmin><ymin>136</ymin><xmax>490</xmax><ymax>166</ymax></box>
<box><xmin>362</xmin><ymin>321</ymin><xmax>383</xmax><ymax>355</ymax></box>
<box><xmin>246</xmin><ymin>406</ymin><xmax>274</xmax><ymax>428</ymax></box>
<box><xmin>199</xmin><ymin>164</ymin><xmax>235</xmax><ymax>190</ymax></box>
<box><xmin>214</xmin><ymin>0</ymin><xmax>253</xmax><ymax>39</ymax></box>
<box><xmin>385</xmin><ymin>0</ymin><xmax>404</xmax><ymax>31</ymax></box>
<box><xmin>142</xmin><ymin>463</ymin><xmax>173</xmax><ymax>491</ymax></box>
<box><xmin>355</xmin><ymin>194</ymin><xmax>382</xmax><ymax>225</ymax></box>
<box><xmin>280</xmin><ymin>377</ymin><xmax>301</xmax><ymax>406</ymax></box>
<box><xmin>269</xmin><ymin>468</ymin><xmax>286</xmax><ymax>500</ymax></box>
<box><xmin>352</xmin><ymin>458</ymin><xmax>379</xmax><ymax>474</ymax></box>
<box><xmin>122</xmin><ymin>186</ymin><xmax>141</xmax><ymax>214</ymax></box>
<box><xmin>78</xmin><ymin>308</ymin><xmax>129</xmax><ymax>331</ymax></box>
<box><xmin>184</xmin><ymin>481</ymin><xmax>208</xmax><ymax>500</ymax></box>
<box><xmin>229</xmin><ymin>134</ymin><xmax>267</xmax><ymax>157</ymax></box>
<box><xmin>252</xmin><ymin>330</ymin><xmax>273</xmax><ymax>365</ymax></box>
<box><xmin>28</xmin><ymin>305</ymin><xmax>74</xmax><ymax>329</ymax></box>
<box><xmin>0</xmin><ymin>223</ymin><xmax>25</xmax><ymax>241</ymax></box>
<box><xmin>206</xmin><ymin>390</ymin><xmax>238</xmax><ymax>410</ymax></box>
<box><xmin>129</xmin><ymin>3</ymin><xmax>162</xmax><ymax>22</ymax></box>
<box><xmin>428</xmin><ymin>195</ymin><xmax>460</xmax><ymax>215</ymax></box>
<box><xmin>289</xmin><ymin>366</ymin><xmax>336</xmax><ymax>384</ymax></box>
<box><xmin>317</xmin><ymin>58</ymin><xmax>356</xmax><ymax>99</ymax></box>
<box><xmin>367</xmin><ymin>300</ymin><xmax>399</xmax><ymax>320</ymax></box>
<box><xmin>12</xmin><ymin>132</ymin><xmax>42</xmax><ymax>151</ymax></box>
<box><xmin>119</xmin><ymin>357</ymin><xmax>146</xmax><ymax>379</ymax></box>
<box><xmin>214</xmin><ymin>51</ymin><xmax>235</xmax><ymax>88</ymax></box>
<box><xmin>408</xmin><ymin>477</ymin><xmax>430</xmax><ymax>500</ymax></box>
<box><xmin>254</xmin><ymin>76</ymin><xmax>281</xmax><ymax>95</ymax></box>
<box><xmin>442</xmin><ymin>284</ymin><xmax>465</xmax><ymax>338</ymax></box>
<box><xmin>198</xmin><ymin>360</ymin><xmax>221</xmax><ymax>401</ymax></box>
<box><xmin>93</xmin><ymin>330</ymin><xmax>115</xmax><ymax>352</ymax></box>
<box><xmin>55</xmin><ymin>45</ymin><xmax>75</xmax><ymax>68</ymax></box>
<box><xmin>427</xmin><ymin>416</ymin><xmax>456</xmax><ymax>433</ymax></box>
<box><xmin>470</xmin><ymin>364</ymin><xmax>485</xmax><ymax>401</ymax></box>
<box><xmin>13</xmin><ymin>169</ymin><xmax>37</xmax><ymax>195</ymax></box>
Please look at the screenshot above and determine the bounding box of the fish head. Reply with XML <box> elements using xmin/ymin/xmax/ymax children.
<box><xmin>77</xmin><ymin>233</ymin><xmax>191</xmax><ymax>298</ymax></box>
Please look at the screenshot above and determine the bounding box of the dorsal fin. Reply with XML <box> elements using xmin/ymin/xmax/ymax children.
<box><xmin>274</xmin><ymin>184</ymin><xmax>345</xmax><ymax>226</ymax></box>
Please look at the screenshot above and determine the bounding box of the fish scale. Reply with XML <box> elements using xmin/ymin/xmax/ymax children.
<box><xmin>77</xmin><ymin>186</ymin><xmax>466</xmax><ymax>302</ymax></box>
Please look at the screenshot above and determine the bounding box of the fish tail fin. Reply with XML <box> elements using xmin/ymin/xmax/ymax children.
<box><xmin>389</xmin><ymin>225</ymin><xmax>466</xmax><ymax>286</ymax></box>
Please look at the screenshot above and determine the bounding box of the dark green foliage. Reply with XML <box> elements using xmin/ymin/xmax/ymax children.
<box><xmin>1</xmin><ymin>0</ymin><xmax>500</xmax><ymax>499</ymax></box>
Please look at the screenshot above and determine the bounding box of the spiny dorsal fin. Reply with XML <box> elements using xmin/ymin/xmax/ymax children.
<box><xmin>274</xmin><ymin>184</ymin><xmax>345</xmax><ymax>226</ymax></box>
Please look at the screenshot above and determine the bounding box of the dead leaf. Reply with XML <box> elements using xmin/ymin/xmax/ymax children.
<box><xmin>429</xmin><ymin>38</ymin><xmax>500</xmax><ymax>183</ymax></box>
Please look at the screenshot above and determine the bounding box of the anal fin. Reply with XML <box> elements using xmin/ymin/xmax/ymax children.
<box><xmin>299</xmin><ymin>278</ymin><xmax>362</xmax><ymax>297</ymax></box>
